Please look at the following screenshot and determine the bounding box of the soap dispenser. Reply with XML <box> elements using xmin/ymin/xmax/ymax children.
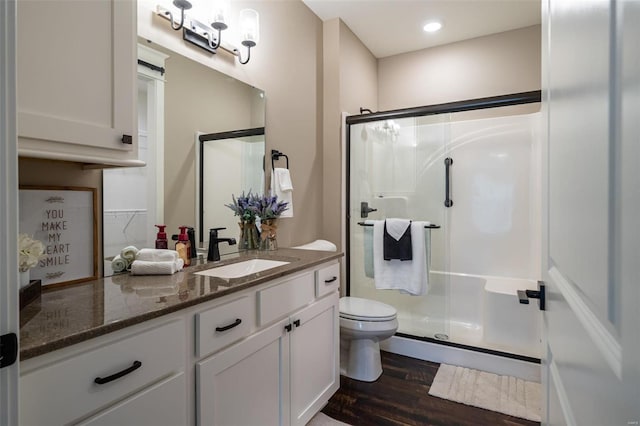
<box><xmin>175</xmin><ymin>226</ymin><xmax>192</xmax><ymax>266</ymax></box>
<box><xmin>187</xmin><ymin>227</ymin><xmax>197</xmax><ymax>259</ymax></box>
<box><xmin>155</xmin><ymin>225</ymin><xmax>168</xmax><ymax>249</ymax></box>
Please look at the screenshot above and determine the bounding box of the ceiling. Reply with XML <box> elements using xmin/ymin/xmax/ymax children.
<box><xmin>302</xmin><ymin>0</ymin><xmax>541</xmax><ymax>58</ymax></box>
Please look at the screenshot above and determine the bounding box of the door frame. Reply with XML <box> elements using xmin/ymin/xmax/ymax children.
<box><xmin>0</xmin><ymin>0</ymin><xmax>20</xmax><ymax>424</ymax></box>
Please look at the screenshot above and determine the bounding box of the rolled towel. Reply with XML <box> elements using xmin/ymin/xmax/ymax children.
<box><xmin>136</xmin><ymin>248</ymin><xmax>179</xmax><ymax>262</ymax></box>
<box><xmin>120</xmin><ymin>245</ymin><xmax>139</xmax><ymax>262</ymax></box>
<box><xmin>130</xmin><ymin>259</ymin><xmax>184</xmax><ymax>276</ymax></box>
<box><xmin>111</xmin><ymin>254</ymin><xmax>129</xmax><ymax>273</ymax></box>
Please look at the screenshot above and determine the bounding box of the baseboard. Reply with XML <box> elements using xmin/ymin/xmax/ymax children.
<box><xmin>380</xmin><ymin>335</ymin><xmax>541</xmax><ymax>382</ymax></box>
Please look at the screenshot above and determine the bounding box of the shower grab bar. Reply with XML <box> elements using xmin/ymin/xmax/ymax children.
<box><xmin>444</xmin><ymin>157</ymin><xmax>453</xmax><ymax>208</ymax></box>
<box><xmin>357</xmin><ymin>222</ymin><xmax>440</xmax><ymax>229</ymax></box>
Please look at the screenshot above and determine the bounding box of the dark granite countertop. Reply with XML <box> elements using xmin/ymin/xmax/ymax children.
<box><xmin>19</xmin><ymin>248</ymin><xmax>343</xmax><ymax>361</ymax></box>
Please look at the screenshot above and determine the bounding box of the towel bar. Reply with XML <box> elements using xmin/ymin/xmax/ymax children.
<box><xmin>357</xmin><ymin>222</ymin><xmax>440</xmax><ymax>229</ymax></box>
<box><xmin>271</xmin><ymin>149</ymin><xmax>289</xmax><ymax>169</ymax></box>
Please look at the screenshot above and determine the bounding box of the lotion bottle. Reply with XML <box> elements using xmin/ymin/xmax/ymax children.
<box><xmin>155</xmin><ymin>225</ymin><xmax>168</xmax><ymax>249</ymax></box>
<box><xmin>175</xmin><ymin>226</ymin><xmax>191</xmax><ymax>266</ymax></box>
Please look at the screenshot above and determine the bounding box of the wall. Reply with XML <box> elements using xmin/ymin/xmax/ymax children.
<box><xmin>322</xmin><ymin>19</ymin><xmax>378</xmax><ymax>250</ymax></box>
<box><xmin>377</xmin><ymin>25</ymin><xmax>541</xmax><ymax>111</ymax></box>
<box><xmin>139</xmin><ymin>0</ymin><xmax>324</xmax><ymax>249</ymax></box>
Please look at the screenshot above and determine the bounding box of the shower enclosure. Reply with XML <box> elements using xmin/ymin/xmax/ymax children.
<box><xmin>346</xmin><ymin>92</ymin><xmax>542</xmax><ymax>360</ymax></box>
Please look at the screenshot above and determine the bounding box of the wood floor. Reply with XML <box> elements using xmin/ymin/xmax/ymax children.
<box><xmin>322</xmin><ymin>351</ymin><xmax>540</xmax><ymax>426</ymax></box>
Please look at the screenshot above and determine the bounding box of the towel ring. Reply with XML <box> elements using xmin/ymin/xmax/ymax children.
<box><xmin>271</xmin><ymin>149</ymin><xmax>289</xmax><ymax>170</ymax></box>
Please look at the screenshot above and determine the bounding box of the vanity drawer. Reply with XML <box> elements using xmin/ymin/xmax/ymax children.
<box><xmin>258</xmin><ymin>272</ymin><xmax>314</xmax><ymax>326</ymax></box>
<box><xmin>315</xmin><ymin>262</ymin><xmax>340</xmax><ymax>298</ymax></box>
<box><xmin>20</xmin><ymin>319</ymin><xmax>185</xmax><ymax>426</ymax></box>
<box><xmin>195</xmin><ymin>295</ymin><xmax>255</xmax><ymax>358</ymax></box>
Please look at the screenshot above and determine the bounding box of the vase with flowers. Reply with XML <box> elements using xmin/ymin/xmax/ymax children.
<box><xmin>255</xmin><ymin>195</ymin><xmax>289</xmax><ymax>251</ymax></box>
<box><xmin>18</xmin><ymin>233</ymin><xmax>45</xmax><ymax>289</ymax></box>
<box><xmin>225</xmin><ymin>191</ymin><xmax>260</xmax><ymax>250</ymax></box>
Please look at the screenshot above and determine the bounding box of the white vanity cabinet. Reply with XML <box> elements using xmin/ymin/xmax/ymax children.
<box><xmin>16</xmin><ymin>0</ymin><xmax>140</xmax><ymax>166</ymax></box>
<box><xmin>20</xmin><ymin>319</ymin><xmax>187</xmax><ymax>426</ymax></box>
<box><xmin>197</xmin><ymin>264</ymin><xmax>340</xmax><ymax>426</ymax></box>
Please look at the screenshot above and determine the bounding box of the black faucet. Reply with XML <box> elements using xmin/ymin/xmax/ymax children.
<box><xmin>208</xmin><ymin>228</ymin><xmax>237</xmax><ymax>262</ymax></box>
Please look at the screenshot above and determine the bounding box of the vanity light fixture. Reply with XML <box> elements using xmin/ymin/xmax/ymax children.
<box><xmin>423</xmin><ymin>21</ymin><xmax>443</xmax><ymax>33</ymax></box>
<box><xmin>157</xmin><ymin>1</ymin><xmax>259</xmax><ymax>65</ymax></box>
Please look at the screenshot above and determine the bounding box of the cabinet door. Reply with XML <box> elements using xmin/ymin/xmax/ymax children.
<box><xmin>289</xmin><ymin>292</ymin><xmax>340</xmax><ymax>426</ymax></box>
<box><xmin>77</xmin><ymin>373</ymin><xmax>187</xmax><ymax>426</ymax></box>
<box><xmin>17</xmin><ymin>0</ymin><xmax>137</xmax><ymax>162</ymax></box>
<box><xmin>197</xmin><ymin>318</ymin><xmax>290</xmax><ymax>426</ymax></box>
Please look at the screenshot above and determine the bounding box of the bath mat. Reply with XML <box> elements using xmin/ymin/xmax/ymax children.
<box><xmin>428</xmin><ymin>364</ymin><xmax>541</xmax><ymax>422</ymax></box>
<box><xmin>306</xmin><ymin>412</ymin><xmax>352</xmax><ymax>426</ymax></box>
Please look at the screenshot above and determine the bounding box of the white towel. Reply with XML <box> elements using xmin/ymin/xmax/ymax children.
<box><xmin>385</xmin><ymin>218</ymin><xmax>411</xmax><ymax>241</ymax></box>
<box><xmin>120</xmin><ymin>245</ymin><xmax>139</xmax><ymax>262</ymax></box>
<box><xmin>372</xmin><ymin>220</ymin><xmax>429</xmax><ymax>295</ymax></box>
<box><xmin>136</xmin><ymin>248</ymin><xmax>180</xmax><ymax>262</ymax></box>
<box><xmin>111</xmin><ymin>254</ymin><xmax>129</xmax><ymax>273</ymax></box>
<box><xmin>130</xmin><ymin>258</ymin><xmax>184</xmax><ymax>276</ymax></box>
<box><xmin>271</xmin><ymin>167</ymin><xmax>293</xmax><ymax>218</ymax></box>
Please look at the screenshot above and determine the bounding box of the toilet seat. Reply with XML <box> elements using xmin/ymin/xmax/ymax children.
<box><xmin>339</xmin><ymin>297</ymin><xmax>397</xmax><ymax>322</ymax></box>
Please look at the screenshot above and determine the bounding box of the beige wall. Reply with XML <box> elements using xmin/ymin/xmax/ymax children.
<box><xmin>139</xmin><ymin>0</ymin><xmax>324</xmax><ymax>249</ymax></box>
<box><xmin>378</xmin><ymin>25</ymin><xmax>541</xmax><ymax>111</ymax></box>
<box><xmin>322</xmin><ymin>19</ymin><xmax>378</xmax><ymax>250</ymax></box>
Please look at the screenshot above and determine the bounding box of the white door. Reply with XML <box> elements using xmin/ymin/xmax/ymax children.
<box><xmin>0</xmin><ymin>0</ymin><xmax>19</xmax><ymax>424</ymax></box>
<box><xmin>542</xmin><ymin>0</ymin><xmax>640</xmax><ymax>425</ymax></box>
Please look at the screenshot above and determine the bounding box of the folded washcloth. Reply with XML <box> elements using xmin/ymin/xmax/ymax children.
<box><xmin>271</xmin><ymin>167</ymin><xmax>293</xmax><ymax>218</ymax></box>
<box><xmin>130</xmin><ymin>258</ymin><xmax>184</xmax><ymax>276</ymax></box>
<box><xmin>136</xmin><ymin>248</ymin><xmax>179</xmax><ymax>262</ymax></box>
<box><xmin>120</xmin><ymin>245</ymin><xmax>139</xmax><ymax>262</ymax></box>
<box><xmin>111</xmin><ymin>254</ymin><xmax>129</xmax><ymax>273</ymax></box>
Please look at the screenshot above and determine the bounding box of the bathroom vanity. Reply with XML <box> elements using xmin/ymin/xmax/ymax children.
<box><xmin>19</xmin><ymin>248</ymin><xmax>342</xmax><ymax>426</ymax></box>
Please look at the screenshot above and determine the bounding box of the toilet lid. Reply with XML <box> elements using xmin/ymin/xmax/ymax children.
<box><xmin>339</xmin><ymin>297</ymin><xmax>397</xmax><ymax>321</ymax></box>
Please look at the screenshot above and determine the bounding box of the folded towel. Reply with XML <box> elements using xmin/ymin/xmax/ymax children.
<box><xmin>120</xmin><ymin>245</ymin><xmax>139</xmax><ymax>262</ymax></box>
<box><xmin>271</xmin><ymin>167</ymin><xmax>293</xmax><ymax>218</ymax></box>
<box><xmin>372</xmin><ymin>220</ymin><xmax>429</xmax><ymax>295</ymax></box>
<box><xmin>130</xmin><ymin>258</ymin><xmax>184</xmax><ymax>276</ymax></box>
<box><xmin>111</xmin><ymin>254</ymin><xmax>129</xmax><ymax>273</ymax></box>
<box><xmin>136</xmin><ymin>248</ymin><xmax>179</xmax><ymax>262</ymax></box>
<box><xmin>363</xmin><ymin>222</ymin><xmax>374</xmax><ymax>278</ymax></box>
<box><xmin>383</xmin><ymin>219</ymin><xmax>412</xmax><ymax>261</ymax></box>
<box><xmin>293</xmin><ymin>239</ymin><xmax>337</xmax><ymax>252</ymax></box>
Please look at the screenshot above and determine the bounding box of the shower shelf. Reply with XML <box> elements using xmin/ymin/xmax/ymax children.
<box><xmin>357</xmin><ymin>222</ymin><xmax>440</xmax><ymax>229</ymax></box>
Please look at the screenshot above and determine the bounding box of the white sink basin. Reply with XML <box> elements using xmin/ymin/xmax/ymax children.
<box><xmin>195</xmin><ymin>259</ymin><xmax>290</xmax><ymax>279</ymax></box>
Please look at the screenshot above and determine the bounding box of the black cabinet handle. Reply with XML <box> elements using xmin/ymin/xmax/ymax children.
<box><xmin>121</xmin><ymin>134</ymin><xmax>133</xmax><ymax>145</ymax></box>
<box><xmin>444</xmin><ymin>157</ymin><xmax>453</xmax><ymax>208</ymax></box>
<box><xmin>293</xmin><ymin>319</ymin><xmax>301</xmax><ymax>328</ymax></box>
<box><xmin>285</xmin><ymin>323</ymin><xmax>293</xmax><ymax>332</ymax></box>
<box><xmin>215</xmin><ymin>318</ymin><xmax>242</xmax><ymax>332</ymax></box>
<box><xmin>517</xmin><ymin>282</ymin><xmax>546</xmax><ymax>311</ymax></box>
<box><xmin>324</xmin><ymin>276</ymin><xmax>337</xmax><ymax>284</ymax></box>
<box><xmin>94</xmin><ymin>360</ymin><xmax>142</xmax><ymax>385</ymax></box>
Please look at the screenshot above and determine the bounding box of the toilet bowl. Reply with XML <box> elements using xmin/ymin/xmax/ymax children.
<box><xmin>339</xmin><ymin>297</ymin><xmax>398</xmax><ymax>382</ymax></box>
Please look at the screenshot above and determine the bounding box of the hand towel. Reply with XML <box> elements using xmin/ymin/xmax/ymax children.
<box><xmin>120</xmin><ymin>245</ymin><xmax>139</xmax><ymax>262</ymax></box>
<box><xmin>271</xmin><ymin>167</ymin><xmax>293</xmax><ymax>218</ymax></box>
<box><xmin>383</xmin><ymin>219</ymin><xmax>412</xmax><ymax>261</ymax></box>
<box><xmin>136</xmin><ymin>248</ymin><xmax>180</xmax><ymax>262</ymax></box>
<box><xmin>363</xmin><ymin>221</ymin><xmax>374</xmax><ymax>278</ymax></box>
<box><xmin>130</xmin><ymin>258</ymin><xmax>184</xmax><ymax>276</ymax></box>
<box><xmin>372</xmin><ymin>220</ymin><xmax>430</xmax><ymax>295</ymax></box>
<box><xmin>111</xmin><ymin>254</ymin><xmax>129</xmax><ymax>273</ymax></box>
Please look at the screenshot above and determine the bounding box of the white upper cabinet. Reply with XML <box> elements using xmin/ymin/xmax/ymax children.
<box><xmin>16</xmin><ymin>0</ymin><xmax>143</xmax><ymax>166</ymax></box>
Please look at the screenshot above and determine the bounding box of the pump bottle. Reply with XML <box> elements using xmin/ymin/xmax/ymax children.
<box><xmin>175</xmin><ymin>226</ymin><xmax>192</xmax><ymax>266</ymax></box>
<box><xmin>155</xmin><ymin>225</ymin><xmax>168</xmax><ymax>249</ymax></box>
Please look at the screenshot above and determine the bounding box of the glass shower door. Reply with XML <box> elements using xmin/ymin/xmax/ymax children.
<box><xmin>348</xmin><ymin>114</ymin><xmax>451</xmax><ymax>340</ymax></box>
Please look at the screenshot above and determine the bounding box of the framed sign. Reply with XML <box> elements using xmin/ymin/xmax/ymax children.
<box><xmin>19</xmin><ymin>186</ymin><xmax>98</xmax><ymax>288</ymax></box>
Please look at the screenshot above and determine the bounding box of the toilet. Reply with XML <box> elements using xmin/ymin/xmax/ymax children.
<box><xmin>339</xmin><ymin>297</ymin><xmax>398</xmax><ymax>382</ymax></box>
<box><xmin>292</xmin><ymin>240</ymin><xmax>398</xmax><ymax>382</ymax></box>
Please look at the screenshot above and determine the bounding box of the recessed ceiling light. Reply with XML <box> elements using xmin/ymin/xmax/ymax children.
<box><xmin>423</xmin><ymin>21</ymin><xmax>442</xmax><ymax>33</ymax></box>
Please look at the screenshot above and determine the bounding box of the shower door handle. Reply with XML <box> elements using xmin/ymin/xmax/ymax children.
<box><xmin>444</xmin><ymin>157</ymin><xmax>453</xmax><ymax>208</ymax></box>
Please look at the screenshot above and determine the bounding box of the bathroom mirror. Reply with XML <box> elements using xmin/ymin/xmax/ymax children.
<box><xmin>103</xmin><ymin>41</ymin><xmax>265</xmax><ymax>276</ymax></box>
